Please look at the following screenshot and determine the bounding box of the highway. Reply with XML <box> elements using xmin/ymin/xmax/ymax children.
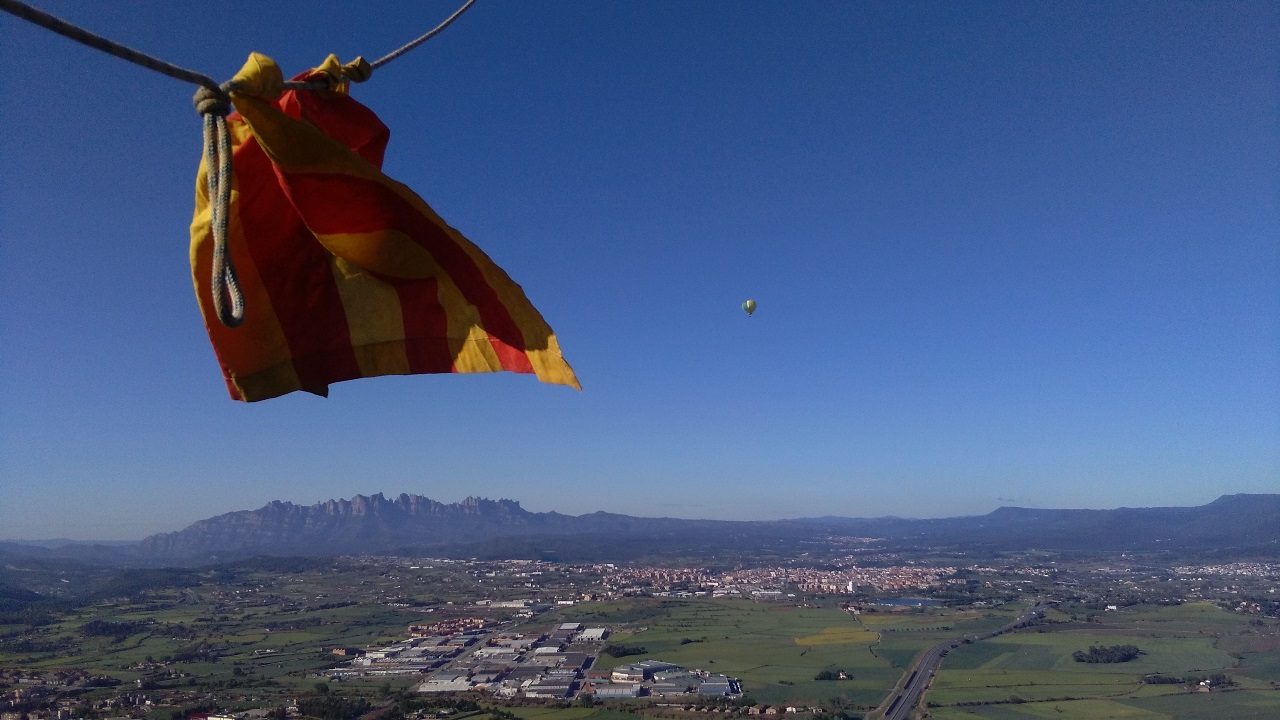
<box><xmin>878</xmin><ymin>603</ymin><xmax>1043</xmax><ymax>720</ymax></box>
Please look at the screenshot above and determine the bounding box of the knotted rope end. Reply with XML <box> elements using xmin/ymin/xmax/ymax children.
<box><xmin>192</xmin><ymin>84</ymin><xmax>231</xmax><ymax>117</ymax></box>
<box><xmin>343</xmin><ymin>56</ymin><xmax>372</xmax><ymax>83</ymax></box>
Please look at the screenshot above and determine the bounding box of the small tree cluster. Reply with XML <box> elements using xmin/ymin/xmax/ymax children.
<box><xmin>1072</xmin><ymin>645</ymin><xmax>1143</xmax><ymax>663</ymax></box>
<box><xmin>602</xmin><ymin>643</ymin><xmax>648</xmax><ymax>658</ymax></box>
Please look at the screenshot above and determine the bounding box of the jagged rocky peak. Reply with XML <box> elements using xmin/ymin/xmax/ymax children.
<box><xmin>458</xmin><ymin>496</ymin><xmax>523</xmax><ymax>514</ymax></box>
<box><xmin>348</xmin><ymin>493</ymin><xmax>390</xmax><ymax>515</ymax></box>
<box><xmin>303</xmin><ymin>493</ymin><xmax>522</xmax><ymax>517</ymax></box>
<box><xmin>395</xmin><ymin>493</ymin><xmax>437</xmax><ymax>513</ymax></box>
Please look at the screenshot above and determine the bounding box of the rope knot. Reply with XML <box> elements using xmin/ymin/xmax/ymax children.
<box><xmin>192</xmin><ymin>85</ymin><xmax>231</xmax><ymax>117</ymax></box>
<box><xmin>341</xmin><ymin>57</ymin><xmax>373</xmax><ymax>83</ymax></box>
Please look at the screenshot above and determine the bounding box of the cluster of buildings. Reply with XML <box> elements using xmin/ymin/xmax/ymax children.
<box><xmin>1</xmin><ymin>670</ymin><xmax>153</xmax><ymax>720</ymax></box>
<box><xmin>407</xmin><ymin>617</ymin><xmax>497</xmax><ymax>636</ymax></box>
<box><xmin>419</xmin><ymin>622</ymin><xmax>601</xmax><ymax>698</ymax></box>
<box><xmin>330</xmin><ymin>619</ymin><xmax>743</xmax><ymax>702</ymax></box>
<box><xmin>546</xmin><ymin>563</ymin><xmax>959</xmax><ymax>599</ymax></box>
<box><xmin>328</xmin><ymin>631</ymin><xmax>482</xmax><ymax>677</ymax></box>
<box><xmin>1171</xmin><ymin>563</ymin><xmax>1279</xmax><ymax>580</ymax></box>
<box><xmin>589</xmin><ymin>566</ymin><xmax>716</xmax><ymax>595</ymax></box>
<box><xmin>725</xmin><ymin>565</ymin><xmax>957</xmax><ymax>594</ymax></box>
<box><xmin>331</xmin><ymin>621</ymin><xmax>609</xmax><ymax>696</ymax></box>
<box><xmin>374</xmin><ymin>556</ymin><xmax>997</xmax><ymax>606</ymax></box>
<box><xmin>594</xmin><ymin>660</ymin><xmax>740</xmax><ymax>699</ymax></box>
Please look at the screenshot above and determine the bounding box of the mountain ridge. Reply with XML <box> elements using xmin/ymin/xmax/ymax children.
<box><xmin>4</xmin><ymin>493</ymin><xmax>1276</xmax><ymax>567</ymax></box>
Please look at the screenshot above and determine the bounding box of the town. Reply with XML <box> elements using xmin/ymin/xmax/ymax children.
<box><xmin>2</xmin><ymin>553</ymin><xmax>1278</xmax><ymax>720</ymax></box>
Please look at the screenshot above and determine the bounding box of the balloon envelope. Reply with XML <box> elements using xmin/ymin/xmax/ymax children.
<box><xmin>742</xmin><ymin>299</ymin><xmax>757</xmax><ymax>316</ymax></box>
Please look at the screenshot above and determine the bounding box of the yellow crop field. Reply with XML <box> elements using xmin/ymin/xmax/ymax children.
<box><xmin>794</xmin><ymin>626</ymin><xmax>879</xmax><ymax>645</ymax></box>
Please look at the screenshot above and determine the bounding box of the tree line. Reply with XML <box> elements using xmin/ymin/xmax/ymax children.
<box><xmin>1072</xmin><ymin>644</ymin><xmax>1143</xmax><ymax>663</ymax></box>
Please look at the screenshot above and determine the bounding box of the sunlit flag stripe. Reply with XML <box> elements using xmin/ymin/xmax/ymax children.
<box><xmin>235</xmin><ymin>148</ymin><xmax>362</xmax><ymax>394</ymax></box>
<box><xmin>281</xmin><ymin>171</ymin><xmax>538</xmax><ymax>373</ymax></box>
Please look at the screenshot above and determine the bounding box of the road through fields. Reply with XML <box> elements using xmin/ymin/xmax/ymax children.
<box><xmin>875</xmin><ymin>603</ymin><xmax>1043</xmax><ymax>720</ymax></box>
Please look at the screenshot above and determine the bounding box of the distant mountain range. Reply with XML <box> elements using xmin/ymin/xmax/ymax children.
<box><xmin>2</xmin><ymin>493</ymin><xmax>1276</xmax><ymax>567</ymax></box>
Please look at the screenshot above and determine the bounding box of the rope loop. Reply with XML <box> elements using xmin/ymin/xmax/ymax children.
<box><xmin>191</xmin><ymin>85</ymin><xmax>231</xmax><ymax>117</ymax></box>
<box><xmin>197</xmin><ymin>85</ymin><xmax>244</xmax><ymax>327</ymax></box>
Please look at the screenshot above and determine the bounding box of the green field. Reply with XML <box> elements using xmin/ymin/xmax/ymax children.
<box><xmin>557</xmin><ymin>598</ymin><xmax>1034</xmax><ymax>711</ymax></box>
<box><xmin>0</xmin><ymin>576</ymin><xmax>458</xmax><ymax>699</ymax></box>
<box><xmin>925</xmin><ymin>603</ymin><xmax>1280</xmax><ymax>719</ymax></box>
<box><xmin>566</xmin><ymin>598</ymin><xmax>901</xmax><ymax>707</ymax></box>
<box><xmin>508</xmin><ymin>709</ymin><xmax>638</xmax><ymax>720</ymax></box>
<box><xmin>930</xmin><ymin>690</ymin><xmax>1280</xmax><ymax>720</ymax></box>
<box><xmin>860</xmin><ymin>607</ymin><xmax>1021</xmax><ymax>672</ymax></box>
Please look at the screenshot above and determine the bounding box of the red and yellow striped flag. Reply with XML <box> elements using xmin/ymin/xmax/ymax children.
<box><xmin>191</xmin><ymin>54</ymin><xmax>578</xmax><ymax>401</ymax></box>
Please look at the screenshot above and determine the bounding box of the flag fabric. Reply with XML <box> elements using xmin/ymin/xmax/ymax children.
<box><xmin>191</xmin><ymin>54</ymin><xmax>578</xmax><ymax>402</ymax></box>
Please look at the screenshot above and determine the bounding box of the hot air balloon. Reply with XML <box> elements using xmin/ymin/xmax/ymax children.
<box><xmin>742</xmin><ymin>299</ymin><xmax>757</xmax><ymax>317</ymax></box>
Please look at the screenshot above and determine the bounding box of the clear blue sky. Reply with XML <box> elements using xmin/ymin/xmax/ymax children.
<box><xmin>2</xmin><ymin>1</ymin><xmax>1276</xmax><ymax>541</ymax></box>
